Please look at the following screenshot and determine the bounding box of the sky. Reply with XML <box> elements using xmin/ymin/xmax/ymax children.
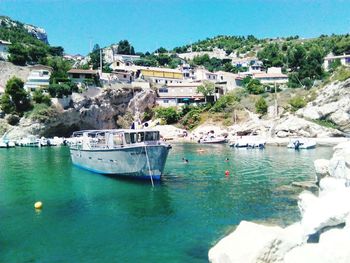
<box><xmin>0</xmin><ymin>0</ymin><xmax>349</xmax><ymax>55</ymax></box>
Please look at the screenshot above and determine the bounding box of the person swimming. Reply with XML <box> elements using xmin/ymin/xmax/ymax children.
<box><xmin>225</xmin><ymin>158</ymin><xmax>229</xmax><ymax>162</ymax></box>
<box><xmin>182</xmin><ymin>157</ymin><xmax>189</xmax><ymax>163</ymax></box>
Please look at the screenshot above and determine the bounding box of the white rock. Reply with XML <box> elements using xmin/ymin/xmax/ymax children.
<box><xmin>300</xmin><ymin>189</ymin><xmax>350</xmax><ymax>236</ymax></box>
<box><xmin>285</xmin><ymin>227</ymin><xmax>350</xmax><ymax>263</ymax></box>
<box><xmin>208</xmin><ymin>221</ymin><xmax>283</xmax><ymax>263</ymax></box>
<box><xmin>319</xmin><ymin>177</ymin><xmax>346</xmax><ymax>196</ymax></box>
<box><xmin>314</xmin><ymin>159</ymin><xmax>330</xmax><ymax>183</ymax></box>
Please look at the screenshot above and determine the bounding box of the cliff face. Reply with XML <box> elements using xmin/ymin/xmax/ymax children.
<box><xmin>0</xmin><ymin>16</ymin><xmax>48</xmax><ymax>43</ymax></box>
<box><xmin>5</xmin><ymin>88</ymin><xmax>157</xmax><ymax>139</ymax></box>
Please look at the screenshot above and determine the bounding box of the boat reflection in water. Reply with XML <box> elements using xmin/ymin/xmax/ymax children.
<box><xmin>69</xmin><ymin>129</ymin><xmax>171</xmax><ymax>180</ymax></box>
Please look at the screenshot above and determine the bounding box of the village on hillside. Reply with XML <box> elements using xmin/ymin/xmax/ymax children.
<box><xmin>1</xmin><ymin>37</ymin><xmax>350</xmax><ymax>109</ymax></box>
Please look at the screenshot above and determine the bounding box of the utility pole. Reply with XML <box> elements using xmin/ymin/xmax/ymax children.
<box><xmin>274</xmin><ymin>82</ymin><xmax>278</xmax><ymax>118</ymax></box>
<box><xmin>100</xmin><ymin>48</ymin><xmax>103</xmax><ymax>75</ymax></box>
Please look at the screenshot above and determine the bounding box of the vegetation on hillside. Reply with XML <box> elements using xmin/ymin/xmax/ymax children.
<box><xmin>0</xmin><ymin>16</ymin><xmax>64</xmax><ymax>65</ymax></box>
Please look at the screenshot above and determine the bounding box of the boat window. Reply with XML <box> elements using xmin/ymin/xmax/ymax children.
<box><xmin>137</xmin><ymin>132</ymin><xmax>145</xmax><ymax>142</ymax></box>
<box><xmin>113</xmin><ymin>133</ymin><xmax>123</xmax><ymax>145</ymax></box>
<box><xmin>130</xmin><ymin>133</ymin><xmax>137</xmax><ymax>143</ymax></box>
<box><xmin>124</xmin><ymin>133</ymin><xmax>131</xmax><ymax>144</ymax></box>
<box><xmin>145</xmin><ymin>131</ymin><xmax>160</xmax><ymax>141</ymax></box>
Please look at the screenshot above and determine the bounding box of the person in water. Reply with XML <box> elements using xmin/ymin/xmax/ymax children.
<box><xmin>182</xmin><ymin>157</ymin><xmax>189</xmax><ymax>163</ymax></box>
<box><xmin>225</xmin><ymin>158</ymin><xmax>229</xmax><ymax>162</ymax></box>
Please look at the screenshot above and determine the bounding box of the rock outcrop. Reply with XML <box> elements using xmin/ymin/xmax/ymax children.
<box><xmin>5</xmin><ymin>87</ymin><xmax>157</xmax><ymax>139</ymax></box>
<box><xmin>208</xmin><ymin>140</ymin><xmax>350</xmax><ymax>263</ymax></box>
<box><xmin>0</xmin><ymin>16</ymin><xmax>48</xmax><ymax>43</ymax></box>
<box><xmin>297</xmin><ymin>79</ymin><xmax>350</xmax><ymax>133</ymax></box>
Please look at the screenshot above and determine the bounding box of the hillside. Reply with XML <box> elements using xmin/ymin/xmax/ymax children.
<box><xmin>0</xmin><ymin>16</ymin><xmax>64</xmax><ymax>66</ymax></box>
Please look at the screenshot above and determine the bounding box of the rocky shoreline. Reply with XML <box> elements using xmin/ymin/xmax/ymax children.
<box><xmin>208</xmin><ymin>141</ymin><xmax>350</xmax><ymax>263</ymax></box>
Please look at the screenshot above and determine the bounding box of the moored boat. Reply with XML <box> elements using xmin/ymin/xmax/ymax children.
<box><xmin>69</xmin><ymin>129</ymin><xmax>171</xmax><ymax>180</ymax></box>
<box><xmin>287</xmin><ymin>138</ymin><xmax>316</xmax><ymax>150</ymax></box>
<box><xmin>230</xmin><ymin>138</ymin><xmax>266</xmax><ymax>149</ymax></box>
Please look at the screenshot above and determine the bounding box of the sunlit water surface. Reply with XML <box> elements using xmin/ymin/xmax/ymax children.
<box><xmin>0</xmin><ymin>144</ymin><xmax>332</xmax><ymax>262</ymax></box>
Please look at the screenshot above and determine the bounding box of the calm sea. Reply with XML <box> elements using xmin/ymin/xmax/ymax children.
<box><xmin>0</xmin><ymin>144</ymin><xmax>332</xmax><ymax>262</ymax></box>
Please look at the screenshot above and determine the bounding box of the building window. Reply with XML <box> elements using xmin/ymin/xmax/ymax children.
<box><xmin>72</xmin><ymin>73</ymin><xmax>80</xmax><ymax>78</ymax></box>
<box><xmin>159</xmin><ymin>87</ymin><xmax>168</xmax><ymax>93</ymax></box>
<box><xmin>163</xmin><ymin>99</ymin><xmax>169</xmax><ymax>103</ymax></box>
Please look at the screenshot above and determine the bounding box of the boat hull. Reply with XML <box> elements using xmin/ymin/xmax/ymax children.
<box><xmin>70</xmin><ymin>145</ymin><xmax>170</xmax><ymax>180</ymax></box>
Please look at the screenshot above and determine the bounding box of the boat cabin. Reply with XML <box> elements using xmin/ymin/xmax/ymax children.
<box><xmin>72</xmin><ymin>130</ymin><xmax>161</xmax><ymax>150</ymax></box>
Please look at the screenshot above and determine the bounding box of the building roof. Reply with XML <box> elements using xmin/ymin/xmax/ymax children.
<box><xmin>0</xmin><ymin>39</ymin><xmax>11</xmax><ymax>45</ymax></box>
<box><xmin>253</xmin><ymin>72</ymin><xmax>288</xmax><ymax>79</ymax></box>
<box><xmin>324</xmin><ymin>53</ymin><xmax>350</xmax><ymax>60</ymax></box>
<box><xmin>140</xmin><ymin>66</ymin><xmax>182</xmax><ymax>74</ymax></box>
<box><xmin>166</xmin><ymin>82</ymin><xmax>203</xmax><ymax>88</ymax></box>
<box><xmin>29</xmin><ymin>64</ymin><xmax>53</xmax><ymax>72</ymax></box>
<box><xmin>67</xmin><ymin>69</ymin><xmax>99</xmax><ymax>74</ymax></box>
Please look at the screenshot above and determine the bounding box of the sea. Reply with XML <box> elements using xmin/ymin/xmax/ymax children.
<box><xmin>0</xmin><ymin>143</ymin><xmax>332</xmax><ymax>262</ymax></box>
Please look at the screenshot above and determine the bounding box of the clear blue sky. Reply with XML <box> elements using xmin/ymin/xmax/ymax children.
<box><xmin>1</xmin><ymin>0</ymin><xmax>349</xmax><ymax>55</ymax></box>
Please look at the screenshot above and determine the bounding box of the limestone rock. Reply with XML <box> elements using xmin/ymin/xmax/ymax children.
<box><xmin>297</xmin><ymin>79</ymin><xmax>350</xmax><ymax>133</ymax></box>
<box><xmin>314</xmin><ymin>159</ymin><xmax>330</xmax><ymax>183</ymax></box>
<box><xmin>208</xmin><ymin>221</ymin><xmax>284</xmax><ymax>263</ymax></box>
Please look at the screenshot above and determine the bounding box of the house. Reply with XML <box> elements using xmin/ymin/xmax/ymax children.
<box><xmin>323</xmin><ymin>52</ymin><xmax>350</xmax><ymax>71</ymax></box>
<box><xmin>139</xmin><ymin>67</ymin><xmax>184</xmax><ymax>84</ymax></box>
<box><xmin>0</xmin><ymin>39</ymin><xmax>11</xmax><ymax>60</ymax></box>
<box><xmin>23</xmin><ymin>65</ymin><xmax>52</xmax><ymax>92</ymax></box>
<box><xmin>252</xmin><ymin>67</ymin><xmax>288</xmax><ymax>85</ymax></box>
<box><xmin>193</xmin><ymin>67</ymin><xmax>218</xmax><ymax>82</ymax></box>
<box><xmin>67</xmin><ymin>69</ymin><xmax>99</xmax><ymax>85</ymax></box>
<box><xmin>215</xmin><ymin>71</ymin><xmax>241</xmax><ymax>91</ymax></box>
<box><xmin>156</xmin><ymin>82</ymin><xmax>205</xmax><ymax>107</ymax></box>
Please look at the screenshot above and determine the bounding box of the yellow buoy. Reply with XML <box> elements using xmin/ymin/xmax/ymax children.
<box><xmin>34</xmin><ymin>201</ymin><xmax>43</xmax><ymax>210</ymax></box>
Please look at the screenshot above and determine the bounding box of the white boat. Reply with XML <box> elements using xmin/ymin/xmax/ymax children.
<box><xmin>198</xmin><ymin>135</ymin><xmax>227</xmax><ymax>144</ymax></box>
<box><xmin>230</xmin><ymin>138</ymin><xmax>266</xmax><ymax>149</ymax></box>
<box><xmin>17</xmin><ymin>136</ymin><xmax>48</xmax><ymax>147</ymax></box>
<box><xmin>287</xmin><ymin>138</ymin><xmax>316</xmax><ymax>149</ymax></box>
<box><xmin>0</xmin><ymin>131</ymin><xmax>15</xmax><ymax>148</ymax></box>
<box><xmin>69</xmin><ymin>129</ymin><xmax>171</xmax><ymax>180</ymax></box>
<box><xmin>0</xmin><ymin>140</ymin><xmax>15</xmax><ymax>148</ymax></box>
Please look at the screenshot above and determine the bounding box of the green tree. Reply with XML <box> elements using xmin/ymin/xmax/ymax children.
<box><xmin>0</xmin><ymin>93</ymin><xmax>15</xmax><ymax>113</ymax></box>
<box><xmin>154</xmin><ymin>107</ymin><xmax>179</xmax><ymax>124</ymax></box>
<box><xmin>117</xmin><ymin>40</ymin><xmax>135</xmax><ymax>55</ymax></box>
<box><xmin>196</xmin><ymin>81</ymin><xmax>215</xmax><ymax>103</ymax></box>
<box><xmin>255</xmin><ymin>96</ymin><xmax>268</xmax><ymax>114</ymax></box>
<box><xmin>3</xmin><ymin>77</ymin><xmax>31</xmax><ymax>113</ymax></box>
<box><xmin>8</xmin><ymin>43</ymin><xmax>28</xmax><ymax>66</ymax></box>
<box><xmin>32</xmin><ymin>89</ymin><xmax>51</xmax><ymax>106</ymax></box>
<box><xmin>244</xmin><ymin>78</ymin><xmax>265</xmax><ymax>94</ymax></box>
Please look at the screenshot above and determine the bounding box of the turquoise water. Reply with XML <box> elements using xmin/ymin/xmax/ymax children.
<box><xmin>0</xmin><ymin>144</ymin><xmax>332</xmax><ymax>262</ymax></box>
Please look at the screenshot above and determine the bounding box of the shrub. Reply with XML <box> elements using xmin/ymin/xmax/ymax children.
<box><xmin>255</xmin><ymin>96</ymin><xmax>268</xmax><ymax>114</ymax></box>
<box><xmin>26</xmin><ymin>103</ymin><xmax>57</xmax><ymax>123</ymax></box>
<box><xmin>154</xmin><ymin>107</ymin><xmax>179</xmax><ymax>124</ymax></box>
<box><xmin>289</xmin><ymin>96</ymin><xmax>306</xmax><ymax>111</ymax></box>
<box><xmin>210</xmin><ymin>92</ymin><xmax>239</xmax><ymax>112</ymax></box>
<box><xmin>6</xmin><ymin>114</ymin><xmax>20</xmax><ymax>125</ymax></box>
<box><xmin>32</xmin><ymin>90</ymin><xmax>52</xmax><ymax>106</ymax></box>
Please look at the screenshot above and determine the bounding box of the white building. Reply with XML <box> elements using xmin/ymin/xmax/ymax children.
<box><xmin>24</xmin><ymin>65</ymin><xmax>52</xmax><ymax>92</ymax></box>
<box><xmin>252</xmin><ymin>67</ymin><xmax>288</xmax><ymax>85</ymax></box>
<box><xmin>193</xmin><ymin>67</ymin><xmax>218</xmax><ymax>82</ymax></box>
<box><xmin>215</xmin><ymin>71</ymin><xmax>241</xmax><ymax>91</ymax></box>
<box><xmin>156</xmin><ymin>82</ymin><xmax>205</xmax><ymax>107</ymax></box>
<box><xmin>323</xmin><ymin>52</ymin><xmax>350</xmax><ymax>71</ymax></box>
<box><xmin>67</xmin><ymin>69</ymin><xmax>99</xmax><ymax>85</ymax></box>
<box><xmin>0</xmin><ymin>40</ymin><xmax>11</xmax><ymax>60</ymax></box>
